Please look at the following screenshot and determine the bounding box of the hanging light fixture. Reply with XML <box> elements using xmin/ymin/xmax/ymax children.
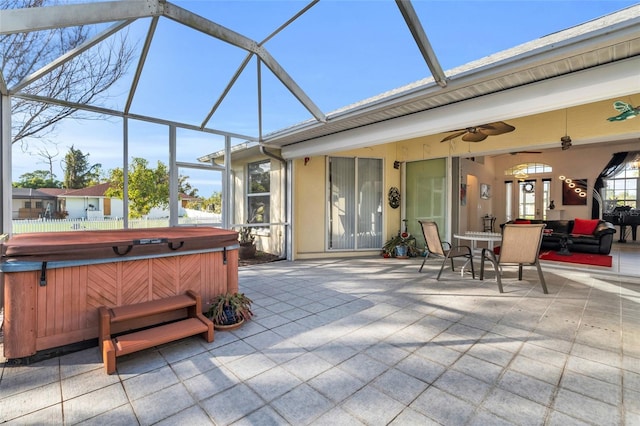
<box><xmin>561</xmin><ymin>109</ymin><xmax>572</xmax><ymax>150</ymax></box>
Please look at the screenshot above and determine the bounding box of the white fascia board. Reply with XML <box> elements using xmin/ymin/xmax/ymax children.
<box><xmin>281</xmin><ymin>57</ymin><xmax>640</xmax><ymax>159</ymax></box>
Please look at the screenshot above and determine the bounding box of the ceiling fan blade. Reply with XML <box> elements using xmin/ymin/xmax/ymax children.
<box><xmin>479</xmin><ymin>121</ymin><xmax>515</xmax><ymax>135</ymax></box>
<box><xmin>440</xmin><ymin>130</ymin><xmax>467</xmax><ymax>142</ymax></box>
<box><xmin>462</xmin><ymin>132</ymin><xmax>487</xmax><ymax>142</ymax></box>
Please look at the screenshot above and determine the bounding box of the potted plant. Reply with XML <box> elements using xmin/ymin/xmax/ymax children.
<box><xmin>207</xmin><ymin>292</ymin><xmax>254</xmax><ymax>330</ymax></box>
<box><xmin>238</xmin><ymin>227</ymin><xmax>256</xmax><ymax>259</ymax></box>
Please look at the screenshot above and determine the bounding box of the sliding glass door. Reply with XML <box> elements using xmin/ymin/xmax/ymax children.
<box><xmin>406</xmin><ymin>158</ymin><xmax>447</xmax><ymax>245</ymax></box>
<box><xmin>327</xmin><ymin>157</ymin><xmax>383</xmax><ymax>250</ymax></box>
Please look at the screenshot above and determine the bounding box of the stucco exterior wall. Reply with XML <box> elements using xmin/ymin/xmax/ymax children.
<box><xmin>290</xmin><ymin>96</ymin><xmax>639</xmax><ymax>259</ymax></box>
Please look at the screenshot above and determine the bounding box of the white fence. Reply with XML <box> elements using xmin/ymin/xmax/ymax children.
<box><xmin>12</xmin><ymin>216</ymin><xmax>223</xmax><ymax>234</ymax></box>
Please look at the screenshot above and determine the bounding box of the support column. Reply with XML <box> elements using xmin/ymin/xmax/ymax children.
<box><xmin>1</xmin><ymin>94</ymin><xmax>12</xmax><ymax>235</ymax></box>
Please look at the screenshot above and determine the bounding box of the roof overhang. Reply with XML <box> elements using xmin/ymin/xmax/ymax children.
<box><xmin>281</xmin><ymin>56</ymin><xmax>640</xmax><ymax>159</ymax></box>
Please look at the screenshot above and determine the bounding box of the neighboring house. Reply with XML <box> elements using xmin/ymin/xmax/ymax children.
<box><xmin>199</xmin><ymin>7</ymin><xmax>640</xmax><ymax>260</ymax></box>
<box><xmin>12</xmin><ymin>183</ymin><xmax>196</xmax><ymax>221</ymax></box>
<box><xmin>58</xmin><ymin>183</ymin><xmax>122</xmax><ymax>220</ymax></box>
<box><xmin>11</xmin><ymin>188</ymin><xmax>59</xmax><ymax>220</ymax></box>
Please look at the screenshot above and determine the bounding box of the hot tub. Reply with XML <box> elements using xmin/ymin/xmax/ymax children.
<box><xmin>1</xmin><ymin>226</ymin><xmax>238</xmax><ymax>360</ymax></box>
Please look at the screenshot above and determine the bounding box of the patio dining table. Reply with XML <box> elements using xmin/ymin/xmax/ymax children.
<box><xmin>452</xmin><ymin>232</ymin><xmax>503</xmax><ymax>276</ymax></box>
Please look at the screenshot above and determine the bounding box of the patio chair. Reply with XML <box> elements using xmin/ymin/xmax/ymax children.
<box><xmin>479</xmin><ymin>223</ymin><xmax>548</xmax><ymax>294</ymax></box>
<box><xmin>418</xmin><ymin>220</ymin><xmax>475</xmax><ymax>280</ymax></box>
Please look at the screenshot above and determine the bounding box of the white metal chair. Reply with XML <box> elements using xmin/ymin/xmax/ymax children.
<box><xmin>479</xmin><ymin>223</ymin><xmax>548</xmax><ymax>293</ymax></box>
<box><xmin>418</xmin><ymin>220</ymin><xmax>475</xmax><ymax>280</ymax></box>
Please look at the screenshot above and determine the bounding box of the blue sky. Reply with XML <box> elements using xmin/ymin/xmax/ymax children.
<box><xmin>11</xmin><ymin>0</ymin><xmax>639</xmax><ymax>197</ymax></box>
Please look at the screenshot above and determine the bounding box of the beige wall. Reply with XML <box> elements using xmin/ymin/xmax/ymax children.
<box><xmin>291</xmin><ymin>95</ymin><xmax>640</xmax><ymax>259</ymax></box>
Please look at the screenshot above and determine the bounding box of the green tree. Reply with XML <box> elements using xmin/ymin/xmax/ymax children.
<box><xmin>62</xmin><ymin>145</ymin><xmax>102</xmax><ymax>189</ymax></box>
<box><xmin>179</xmin><ymin>175</ymin><xmax>198</xmax><ymax>197</ymax></box>
<box><xmin>13</xmin><ymin>170</ymin><xmax>62</xmax><ymax>189</ymax></box>
<box><xmin>106</xmin><ymin>157</ymin><xmax>170</xmax><ymax>219</ymax></box>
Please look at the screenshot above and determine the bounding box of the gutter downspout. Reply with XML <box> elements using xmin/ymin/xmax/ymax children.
<box><xmin>259</xmin><ymin>145</ymin><xmax>291</xmax><ymax>261</ymax></box>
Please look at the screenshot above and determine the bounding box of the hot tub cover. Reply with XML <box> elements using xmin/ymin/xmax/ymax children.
<box><xmin>1</xmin><ymin>226</ymin><xmax>238</xmax><ymax>261</ymax></box>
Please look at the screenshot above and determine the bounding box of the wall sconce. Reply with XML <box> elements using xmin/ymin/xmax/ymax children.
<box><xmin>393</xmin><ymin>161</ymin><xmax>400</xmax><ymax>169</ymax></box>
<box><xmin>561</xmin><ymin>136</ymin><xmax>572</xmax><ymax>150</ymax></box>
<box><xmin>304</xmin><ymin>157</ymin><xmax>310</xmax><ymax>166</ymax></box>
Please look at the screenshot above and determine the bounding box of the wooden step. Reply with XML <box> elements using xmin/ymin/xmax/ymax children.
<box><xmin>108</xmin><ymin>294</ymin><xmax>196</xmax><ymax>323</ymax></box>
<box><xmin>112</xmin><ymin>317</ymin><xmax>209</xmax><ymax>356</ymax></box>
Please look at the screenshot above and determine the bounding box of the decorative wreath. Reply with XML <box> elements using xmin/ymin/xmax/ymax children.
<box><xmin>388</xmin><ymin>187</ymin><xmax>400</xmax><ymax>209</ymax></box>
<box><xmin>523</xmin><ymin>183</ymin><xmax>535</xmax><ymax>193</ymax></box>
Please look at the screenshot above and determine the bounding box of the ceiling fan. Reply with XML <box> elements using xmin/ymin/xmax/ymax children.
<box><xmin>441</xmin><ymin>121</ymin><xmax>515</xmax><ymax>142</ymax></box>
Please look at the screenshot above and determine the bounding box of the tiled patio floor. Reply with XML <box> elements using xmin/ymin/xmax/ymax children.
<box><xmin>1</xmin><ymin>256</ymin><xmax>639</xmax><ymax>425</ymax></box>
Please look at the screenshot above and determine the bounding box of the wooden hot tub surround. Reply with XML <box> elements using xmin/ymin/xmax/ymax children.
<box><xmin>1</xmin><ymin>226</ymin><xmax>239</xmax><ymax>360</ymax></box>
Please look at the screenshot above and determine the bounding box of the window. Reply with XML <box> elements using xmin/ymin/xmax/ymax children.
<box><xmin>35</xmin><ymin>201</ymin><xmax>43</xmax><ymax>209</ymax></box>
<box><xmin>247</xmin><ymin>160</ymin><xmax>270</xmax><ymax>224</ymax></box>
<box><xmin>603</xmin><ymin>162</ymin><xmax>639</xmax><ymax>209</ymax></box>
<box><xmin>24</xmin><ymin>201</ymin><xmax>31</xmax><ymax>208</ymax></box>
<box><xmin>328</xmin><ymin>157</ymin><xmax>383</xmax><ymax>250</ymax></box>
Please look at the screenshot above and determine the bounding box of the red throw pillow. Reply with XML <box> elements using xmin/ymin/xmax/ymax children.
<box><xmin>572</xmin><ymin>218</ymin><xmax>599</xmax><ymax>235</ymax></box>
<box><xmin>514</xmin><ymin>219</ymin><xmax>531</xmax><ymax>224</ymax></box>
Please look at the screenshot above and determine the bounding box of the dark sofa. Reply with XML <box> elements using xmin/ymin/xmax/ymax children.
<box><xmin>504</xmin><ymin>219</ymin><xmax>616</xmax><ymax>255</ymax></box>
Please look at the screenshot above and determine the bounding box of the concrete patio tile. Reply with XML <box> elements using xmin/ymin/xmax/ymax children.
<box><xmin>571</xmin><ymin>342</ymin><xmax>622</xmax><ymax>368</ymax></box>
<box><xmin>231</xmin><ymin>405</ymin><xmax>289</xmax><ymax>426</ymax></box>
<box><xmin>498</xmin><ymin>369</ymin><xmax>556</xmax><ymax>406</ymax></box>
<box><xmin>623</xmin><ymin>354</ymin><xmax>640</xmax><ymax>375</ymax></box>
<box><xmin>413</xmin><ymin>341</ymin><xmax>463</xmax><ymax>366</ymax></box>
<box><xmin>115</xmin><ymin>348</ymin><xmax>168</xmax><ymax>378</ymax></box>
<box><xmin>553</xmin><ymin>388</ymin><xmax>621</xmax><ymax>425</ymax></box>
<box><xmin>253</xmin><ymin>311</ymin><xmax>292</xmax><ymax>329</ymax></box>
<box><xmin>560</xmin><ymin>370</ymin><xmax>622</xmax><ymax>406</ymax></box>
<box><xmin>431</xmin><ymin>330</ymin><xmax>478</xmax><ymax>352</ymax></box>
<box><xmin>209</xmin><ymin>339</ymin><xmax>257</xmax><ymax>365</ymax></box>
<box><xmin>466</xmin><ymin>340</ymin><xmax>515</xmax><ymax>367</ymax></box>
<box><xmin>433</xmin><ymin>369</ymin><xmax>492</xmax><ymax>405</ymax></box>
<box><xmin>371</xmin><ymin>367</ymin><xmax>429</xmax><ymax>405</ymax></box>
<box><xmin>129</xmin><ymin>382</ymin><xmax>196</xmax><ymax>425</ymax></box>
<box><xmin>0</xmin><ymin>361</ymin><xmax>61</xmax><ymax>399</ymax></box>
<box><xmin>59</xmin><ymin>347</ymin><xmax>103</xmax><ymax>379</ymax></box>
<box><xmin>388</xmin><ymin>407</ymin><xmax>441</xmax><ymax>425</ymax></box>
<box><xmin>2</xmin><ymin>403</ymin><xmax>62</xmax><ymax>426</ymax></box>
<box><xmin>63</xmin><ymin>383</ymin><xmax>128</xmax><ymax>425</ymax></box>
<box><xmin>245</xmin><ymin>365</ymin><xmax>303</xmax><ymax>402</ymax></box>
<box><xmin>171</xmin><ymin>351</ymin><xmax>221</xmax><ymax>381</ymax></box>
<box><xmin>518</xmin><ymin>341</ymin><xmax>568</xmax><ymax>368</ymax></box>
<box><xmin>239</xmin><ymin>329</ymin><xmax>285</xmax><ymax>352</ymax></box>
<box><xmin>200</xmin><ymin>383</ymin><xmax>265</xmax><ymax>425</ymax></box>
<box><xmin>624</xmin><ymin>368</ymin><xmax>640</xmax><ymax>392</ymax></box>
<box><xmin>546</xmin><ymin>410</ymin><xmax>592</xmax><ymax>426</ymax></box>
<box><xmin>342</xmin><ymin>385</ymin><xmax>406</xmax><ymax>425</ymax></box>
<box><xmin>337</xmin><ymin>353</ymin><xmax>390</xmax><ymax>383</ymax></box>
<box><xmin>281</xmin><ymin>350</ymin><xmax>333</xmax><ymax>381</ymax></box>
<box><xmin>361</xmin><ymin>341</ymin><xmax>409</xmax><ymax>366</ymax></box>
<box><xmin>75</xmin><ymin>403</ymin><xmax>138</xmax><ymax>426</ymax></box>
<box><xmin>509</xmin><ymin>354</ymin><xmax>564</xmax><ymax>385</ymax></box>
<box><xmin>451</xmin><ymin>353</ymin><xmax>503</xmax><ymax>385</ymax></box>
<box><xmin>61</xmin><ymin>365</ymin><xmax>121</xmax><ymax>400</ymax></box>
<box><xmin>410</xmin><ymin>386</ymin><xmax>476</xmax><ymax>425</ymax></box>
<box><xmin>624</xmin><ymin>387</ymin><xmax>640</xmax><ymax>414</ymax></box>
<box><xmin>182</xmin><ymin>364</ymin><xmax>240</xmax><ymax>401</ymax></box>
<box><xmin>395</xmin><ymin>352</ymin><xmax>447</xmax><ymax>384</ymax></box>
<box><xmin>223</xmin><ymin>352</ymin><xmax>277</xmax><ymax>381</ymax></box>
<box><xmin>308</xmin><ymin>367</ymin><xmax>365</xmax><ymax>403</ymax></box>
<box><xmin>0</xmin><ymin>381</ymin><xmax>61</xmax><ymax>423</ymax></box>
<box><xmin>626</xmin><ymin>410</ymin><xmax>640</xmax><ymax>426</ymax></box>
<box><xmin>481</xmin><ymin>387</ymin><xmax>547</xmax><ymax>426</ymax></box>
<box><xmin>270</xmin><ymin>383</ymin><xmax>333</xmax><ymax>424</ymax></box>
<box><xmin>467</xmin><ymin>409</ymin><xmax>518</xmax><ymax>426</ymax></box>
<box><xmin>158</xmin><ymin>337</ymin><xmax>208</xmax><ymax>364</ymax></box>
<box><xmin>153</xmin><ymin>405</ymin><xmax>214</xmax><ymax>426</ymax></box>
<box><xmin>261</xmin><ymin>340</ymin><xmax>306</xmax><ymax>364</ymax></box>
<box><xmin>122</xmin><ymin>365</ymin><xmax>179</xmax><ymax>401</ymax></box>
<box><xmin>565</xmin><ymin>355</ymin><xmax>622</xmax><ymax>385</ymax></box>
<box><xmin>312</xmin><ymin>406</ymin><xmax>366</xmax><ymax>425</ymax></box>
